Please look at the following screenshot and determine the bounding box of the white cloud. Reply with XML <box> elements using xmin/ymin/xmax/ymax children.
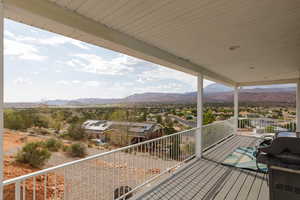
<box><xmin>66</xmin><ymin>59</ymin><xmax>82</xmax><ymax>67</ymax></box>
<box><xmin>66</xmin><ymin>54</ymin><xmax>136</xmax><ymax>75</ymax></box>
<box><xmin>112</xmin><ymin>54</ymin><xmax>141</xmax><ymax>66</ymax></box>
<box><xmin>13</xmin><ymin>77</ymin><xmax>33</xmax><ymax>85</ymax></box>
<box><xmin>4</xmin><ymin>39</ymin><xmax>47</xmax><ymax>61</ymax></box>
<box><xmin>56</xmin><ymin>80</ymin><xmax>100</xmax><ymax>87</ymax></box>
<box><xmin>31</xmin><ymin>72</ymin><xmax>40</xmax><ymax>75</ymax></box>
<box><xmin>132</xmin><ymin>83</ymin><xmax>185</xmax><ymax>93</ymax></box>
<box><xmin>138</xmin><ymin>67</ymin><xmax>195</xmax><ymax>86</ymax></box>
<box><xmin>5</xmin><ymin>20</ymin><xmax>218</xmax><ymax>102</ymax></box>
<box><xmin>84</xmin><ymin>81</ymin><xmax>100</xmax><ymax>87</ymax></box>
<box><xmin>204</xmin><ymin>79</ymin><xmax>215</xmax><ymax>87</ymax></box>
<box><xmin>136</xmin><ymin>77</ymin><xmax>145</xmax><ymax>83</ymax></box>
<box><xmin>4</xmin><ymin>30</ymin><xmax>15</xmax><ymax>38</ymax></box>
<box><xmin>137</xmin><ymin>66</ymin><xmax>214</xmax><ymax>89</ymax></box>
<box><xmin>56</xmin><ymin>80</ymin><xmax>71</xmax><ymax>86</ymax></box>
<box><xmin>92</xmin><ymin>81</ymin><xmax>187</xmax><ymax>97</ymax></box>
<box><xmin>5</xmin><ymin>30</ymin><xmax>89</xmax><ymax>50</ymax></box>
<box><xmin>32</xmin><ymin>36</ymin><xmax>89</xmax><ymax>50</ymax></box>
<box><xmin>71</xmin><ymin>80</ymin><xmax>81</xmax><ymax>84</ymax></box>
<box><xmin>38</xmin><ymin>36</ymin><xmax>89</xmax><ymax>49</ymax></box>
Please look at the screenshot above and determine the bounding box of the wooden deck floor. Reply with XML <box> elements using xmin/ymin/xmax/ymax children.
<box><xmin>135</xmin><ymin>135</ymin><xmax>269</xmax><ymax>200</ymax></box>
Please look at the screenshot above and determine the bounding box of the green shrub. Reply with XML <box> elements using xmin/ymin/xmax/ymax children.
<box><xmin>68</xmin><ymin>143</ymin><xmax>87</xmax><ymax>158</ymax></box>
<box><xmin>16</xmin><ymin>142</ymin><xmax>51</xmax><ymax>168</ymax></box>
<box><xmin>203</xmin><ymin>109</ymin><xmax>216</xmax><ymax>125</ymax></box>
<box><xmin>164</xmin><ymin>127</ymin><xmax>176</xmax><ymax>135</ymax></box>
<box><xmin>265</xmin><ymin>126</ymin><xmax>275</xmax><ymax>133</ymax></box>
<box><xmin>62</xmin><ymin>145</ymin><xmax>69</xmax><ymax>152</ymax></box>
<box><xmin>30</xmin><ymin>127</ymin><xmax>52</xmax><ymax>135</ymax></box>
<box><xmin>43</xmin><ymin>138</ymin><xmax>63</xmax><ymax>152</ymax></box>
<box><xmin>67</xmin><ymin>123</ymin><xmax>87</xmax><ymax>140</ymax></box>
<box><xmin>58</xmin><ymin>132</ymin><xmax>71</xmax><ymax>140</ymax></box>
<box><xmin>186</xmin><ymin>115</ymin><xmax>193</xmax><ymax>120</ymax></box>
<box><xmin>4</xmin><ymin>109</ymin><xmax>50</xmax><ymax>130</ymax></box>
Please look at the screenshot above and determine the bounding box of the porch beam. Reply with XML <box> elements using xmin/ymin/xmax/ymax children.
<box><xmin>0</xmin><ymin>1</ymin><xmax>3</xmax><ymax>199</ymax></box>
<box><xmin>297</xmin><ymin>79</ymin><xmax>300</xmax><ymax>132</ymax></box>
<box><xmin>238</xmin><ymin>78</ymin><xmax>298</xmax><ymax>87</ymax></box>
<box><xmin>234</xmin><ymin>86</ymin><xmax>239</xmax><ymax>134</ymax></box>
<box><xmin>196</xmin><ymin>73</ymin><xmax>203</xmax><ymax>158</ymax></box>
<box><xmin>4</xmin><ymin>0</ymin><xmax>236</xmax><ymax>87</ymax></box>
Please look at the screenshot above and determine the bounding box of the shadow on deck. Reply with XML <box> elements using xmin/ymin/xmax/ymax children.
<box><xmin>135</xmin><ymin>135</ymin><xmax>269</xmax><ymax>200</ymax></box>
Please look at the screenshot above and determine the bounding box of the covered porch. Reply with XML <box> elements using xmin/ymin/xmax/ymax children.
<box><xmin>135</xmin><ymin>135</ymin><xmax>268</xmax><ymax>200</ymax></box>
<box><xmin>0</xmin><ymin>0</ymin><xmax>300</xmax><ymax>200</ymax></box>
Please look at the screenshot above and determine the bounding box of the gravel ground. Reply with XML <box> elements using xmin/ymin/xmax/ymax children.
<box><xmin>45</xmin><ymin>149</ymin><xmax>180</xmax><ymax>200</ymax></box>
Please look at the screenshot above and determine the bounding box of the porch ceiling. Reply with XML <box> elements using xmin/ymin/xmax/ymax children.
<box><xmin>3</xmin><ymin>0</ymin><xmax>300</xmax><ymax>86</ymax></box>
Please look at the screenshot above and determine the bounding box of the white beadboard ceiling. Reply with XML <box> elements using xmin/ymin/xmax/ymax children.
<box><xmin>3</xmin><ymin>0</ymin><xmax>300</xmax><ymax>86</ymax></box>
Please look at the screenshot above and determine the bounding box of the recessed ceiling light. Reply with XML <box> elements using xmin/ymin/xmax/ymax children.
<box><xmin>229</xmin><ymin>45</ymin><xmax>240</xmax><ymax>51</ymax></box>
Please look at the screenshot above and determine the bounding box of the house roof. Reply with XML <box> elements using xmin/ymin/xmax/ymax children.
<box><xmin>82</xmin><ymin>120</ymin><xmax>159</xmax><ymax>134</ymax></box>
<box><xmin>83</xmin><ymin>120</ymin><xmax>112</xmax><ymax>132</ymax></box>
<box><xmin>4</xmin><ymin>0</ymin><xmax>300</xmax><ymax>86</ymax></box>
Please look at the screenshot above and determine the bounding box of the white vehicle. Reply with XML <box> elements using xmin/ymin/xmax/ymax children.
<box><xmin>90</xmin><ymin>138</ymin><xmax>106</xmax><ymax>146</ymax></box>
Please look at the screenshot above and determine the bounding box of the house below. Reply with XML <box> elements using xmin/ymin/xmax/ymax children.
<box><xmin>82</xmin><ymin>120</ymin><xmax>164</xmax><ymax>145</ymax></box>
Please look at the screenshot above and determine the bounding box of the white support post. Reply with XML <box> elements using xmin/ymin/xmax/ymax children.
<box><xmin>196</xmin><ymin>73</ymin><xmax>203</xmax><ymax>158</ymax></box>
<box><xmin>234</xmin><ymin>86</ymin><xmax>239</xmax><ymax>134</ymax></box>
<box><xmin>0</xmin><ymin>2</ymin><xmax>3</xmax><ymax>199</ymax></box>
<box><xmin>297</xmin><ymin>80</ymin><xmax>300</xmax><ymax>132</ymax></box>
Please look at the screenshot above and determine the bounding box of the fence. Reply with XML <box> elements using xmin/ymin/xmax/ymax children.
<box><xmin>202</xmin><ymin>118</ymin><xmax>235</xmax><ymax>149</ymax></box>
<box><xmin>3</xmin><ymin>128</ymin><xmax>197</xmax><ymax>200</ymax></box>
<box><xmin>238</xmin><ymin>118</ymin><xmax>296</xmax><ymax>134</ymax></box>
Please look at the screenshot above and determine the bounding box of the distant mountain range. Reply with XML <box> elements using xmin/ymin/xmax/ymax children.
<box><xmin>202</xmin><ymin>84</ymin><xmax>295</xmax><ymax>104</ymax></box>
<box><xmin>5</xmin><ymin>83</ymin><xmax>296</xmax><ymax>108</ymax></box>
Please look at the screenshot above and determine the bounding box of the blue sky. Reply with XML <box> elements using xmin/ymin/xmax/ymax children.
<box><xmin>4</xmin><ymin>19</ymin><xmax>213</xmax><ymax>102</ymax></box>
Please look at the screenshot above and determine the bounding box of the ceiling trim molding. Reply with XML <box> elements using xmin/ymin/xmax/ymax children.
<box><xmin>238</xmin><ymin>78</ymin><xmax>299</xmax><ymax>87</ymax></box>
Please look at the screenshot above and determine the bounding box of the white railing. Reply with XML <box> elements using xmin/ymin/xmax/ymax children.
<box><xmin>238</xmin><ymin>118</ymin><xmax>296</xmax><ymax>134</ymax></box>
<box><xmin>202</xmin><ymin>118</ymin><xmax>235</xmax><ymax>150</ymax></box>
<box><xmin>3</xmin><ymin>128</ymin><xmax>197</xmax><ymax>200</ymax></box>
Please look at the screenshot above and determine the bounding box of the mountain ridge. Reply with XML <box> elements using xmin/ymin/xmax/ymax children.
<box><xmin>41</xmin><ymin>84</ymin><xmax>297</xmax><ymax>106</ymax></box>
<box><xmin>5</xmin><ymin>83</ymin><xmax>296</xmax><ymax>107</ymax></box>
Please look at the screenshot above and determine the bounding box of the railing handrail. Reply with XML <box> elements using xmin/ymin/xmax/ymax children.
<box><xmin>3</xmin><ymin>118</ymin><xmax>235</xmax><ymax>185</ymax></box>
<box><xmin>202</xmin><ymin>118</ymin><xmax>234</xmax><ymax>128</ymax></box>
<box><xmin>238</xmin><ymin>117</ymin><xmax>295</xmax><ymax>122</ymax></box>
<box><xmin>3</xmin><ymin>126</ymin><xmax>199</xmax><ymax>185</ymax></box>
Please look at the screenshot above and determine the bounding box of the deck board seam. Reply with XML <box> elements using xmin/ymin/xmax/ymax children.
<box><xmin>142</xmin><ymin>161</ymin><xmax>217</xmax><ymax>199</ymax></box>
<box><xmin>204</xmin><ymin>136</ymin><xmax>239</xmax><ymax>157</ymax></box>
<box><xmin>202</xmin><ymin>167</ymin><xmax>234</xmax><ymax>200</ymax></box>
<box><xmin>246</xmin><ymin>172</ymin><xmax>259</xmax><ymax>200</ymax></box>
<box><xmin>168</xmin><ymin>162</ymin><xmax>221</xmax><ymax>199</ymax></box>
<box><xmin>204</xmin><ymin>136</ymin><xmax>245</xmax><ymax>162</ymax></box>
<box><xmin>213</xmin><ymin>135</ymin><xmax>256</xmax><ymax>163</ymax></box>
<box><xmin>135</xmin><ymin>136</ymin><xmax>268</xmax><ymax>200</ymax></box>
<box><xmin>245</xmin><ymin>172</ymin><xmax>258</xmax><ymax>200</ymax></box>
<box><xmin>234</xmin><ymin>170</ymin><xmax>252</xmax><ymax>200</ymax></box>
<box><xmin>140</xmin><ymin>160</ymin><xmax>208</xmax><ymax>199</ymax></box>
<box><xmin>187</xmin><ymin>164</ymin><xmax>226</xmax><ymax>199</ymax></box>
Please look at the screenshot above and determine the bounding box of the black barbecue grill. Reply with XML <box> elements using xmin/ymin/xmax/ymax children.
<box><xmin>256</xmin><ymin>132</ymin><xmax>300</xmax><ymax>200</ymax></box>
